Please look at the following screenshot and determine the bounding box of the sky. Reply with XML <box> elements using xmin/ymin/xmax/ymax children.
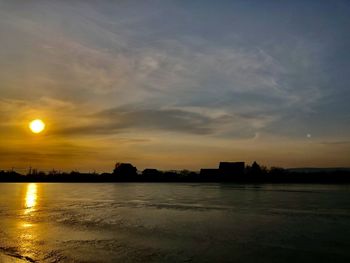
<box><xmin>0</xmin><ymin>0</ymin><xmax>350</xmax><ymax>172</ymax></box>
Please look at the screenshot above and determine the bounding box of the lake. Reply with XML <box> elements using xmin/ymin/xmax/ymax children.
<box><xmin>0</xmin><ymin>183</ymin><xmax>349</xmax><ymax>262</ymax></box>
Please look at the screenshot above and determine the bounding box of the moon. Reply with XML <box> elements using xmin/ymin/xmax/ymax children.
<box><xmin>29</xmin><ymin>119</ymin><xmax>45</xmax><ymax>134</ymax></box>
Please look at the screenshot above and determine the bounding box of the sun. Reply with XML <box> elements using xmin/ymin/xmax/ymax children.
<box><xmin>29</xmin><ymin>119</ymin><xmax>45</xmax><ymax>134</ymax></box>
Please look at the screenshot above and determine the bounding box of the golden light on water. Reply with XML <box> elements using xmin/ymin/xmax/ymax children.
<box><xmin>29</xmin><ymin>119</ymin><xmax>45</xmax><ymax>134</ymax></box>
<box><xmin>25</xmin><ymin>183</ymin><xmax>37</xmax><ymax>213</ymax></box>
<box><xmin>20</xmin><ymin>184</ymin><xmax>39</xmax><ymax>259</ymax></box>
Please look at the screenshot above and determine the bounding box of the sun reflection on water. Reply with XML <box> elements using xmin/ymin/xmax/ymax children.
<box><xmin>25</xmin><ymin>183</ymin><xmax>37</xmax><ymax>214</ymax></box>
<box><xmin>18</xmin><ymin>183</ymin><xmax>40</xmax><ymax>260</ymax></box>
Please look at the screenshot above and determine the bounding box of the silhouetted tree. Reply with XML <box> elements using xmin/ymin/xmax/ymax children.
<box><xmin>244</xmin><ymin>162</ymin><xmax>267</xmax><ymax>182</ymax></box>
<box><xmin>251</xmin><ymin>161</ymin><xmax>262</xmax><ymax>176</ymax></box>
<box><xmin>142</xmin><ymin>169</ymin><xmax>162</xmax><ymax>180</ymax></box>
<box><xmin>113</xmin><ymin>163</ymin><xmax>137</xmax><ymax>178</ymax></box>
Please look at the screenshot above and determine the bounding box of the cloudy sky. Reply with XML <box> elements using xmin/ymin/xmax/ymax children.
<box><xmin>1</xmin><ymin>0</ymin><xmax>350</xmax><ymax>172</ymax></box>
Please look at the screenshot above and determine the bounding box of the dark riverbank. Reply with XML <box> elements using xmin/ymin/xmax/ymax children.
<box><xmin>1</xmin><ymin>169</ymin><xmax>350</xmax><ymax>183</ymax></box>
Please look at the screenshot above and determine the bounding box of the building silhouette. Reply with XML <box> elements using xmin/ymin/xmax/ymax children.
<box><xmin>219</xmin><ymin>162</ymin><xmax>245</xmax><ymax>177</ymax></box>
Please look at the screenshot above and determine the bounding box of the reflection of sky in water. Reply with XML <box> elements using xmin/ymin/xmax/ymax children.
<box><xmin>0</xmin><ymin>183</ymin><xmax>348</xmax><ymax>262</ymax></box>
<box><xmin>25</xmin><ymin>183</ymin><xmax>37</xmax><ymax>214</ymax></box>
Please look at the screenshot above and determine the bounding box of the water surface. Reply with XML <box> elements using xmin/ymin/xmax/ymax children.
<box><xmin>0</xmin><ymin>183</ymin><xmax>349</xmax><ymax>262</ymax></box>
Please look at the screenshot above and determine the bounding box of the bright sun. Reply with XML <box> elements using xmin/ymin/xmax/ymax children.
<box><xmin>29</xmin><ymin>119</ymin><xmax>45</xmax><ymax>134</ymax></box>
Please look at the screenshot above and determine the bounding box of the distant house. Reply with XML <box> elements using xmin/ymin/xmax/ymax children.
<box><xmin>219</xmin><ymin>162</ymin><xmax>245</xmax><ymax>177</ymax></box>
